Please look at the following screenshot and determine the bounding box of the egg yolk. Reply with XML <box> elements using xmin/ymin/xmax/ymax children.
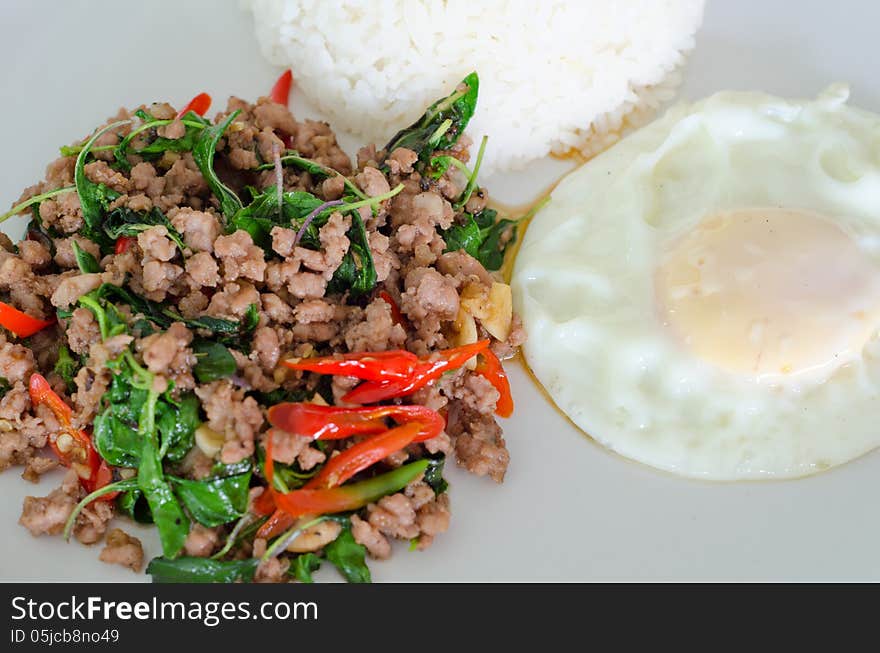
<box><xmin>655</xmin><ymin>208</ymin><xmax>880</xmax><ymax>380</ymax></box>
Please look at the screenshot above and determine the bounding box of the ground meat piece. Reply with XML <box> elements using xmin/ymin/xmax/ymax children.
<box><xmin>21</xmin><ymin>456</ymin><xmax>60</xmax><ymax>482</ymax></box>
<box><xmin>261</xmin><ymin>293</ymin><xmax>295</xmax><ymax>324</ymax></box>
<box><xmin>206</xmin><ymin>282</ymin><xmax>261</xmax><ymax>319</ymax></box>
<box><xmin>356</xmin><ymin>166</ymin><xmax>390</xmax><ymax>197</ymax></box>
<box><xmin>169</xmin><ymin>208</ymin><xmax>222</xmax><ymax>253</ymax></box>
<box><xmin>162</xmin><ymin>154</ymin><xmax>208</xmax><ymax>199</ymax></box>
<box><xmin>385</xmin><ymin>147</ymin><xmax>418</xmax><ymax>174</ymax></box>
<box><xmin>184</xmin><ymin>524</ymin><xmax>219</xmax><ymax>557</ymax></box>
<box><xmin>185</xmin><ymin>251</ymin><xmax>220</xmax><ymax>287</ymax></box>
<box><xmin>449</xmin><ymin>407</ymin><xmax>509</xmax><ymax>483</ymax></box>
<box><xmin>367</xmin><ymin>493</ymin><xmax>419</xmax><ymax>540</ymax></box>
<box><xmin>321</xmin><ymin>175</ymin><xmax>345</xmax><ymax>200</ymax></box>
<box><xmin>39</xmin><ymin>191</ymin><xmax>83</xmax><ymax>233</ymax></box>
<box><xmin>130</xmin><ymin>162</ymin><xmax>165</xmax><ymax>199</ymax></box>
<box><xmin>492</xmin><ymin>313</ymin><xmax>527</xmax><ymax>360</ymax></box>
<box><xmin>368</xmin><ymin>231</ymin><xmax>397</xmax><ymax>282</ymax></box>
<box><xmin>400</xmin><ymin>267</ymin><xmax>459</xmax><ymax>346</ymax></box>
<box><xmin>252</xmin><ymin>326</ymin><xmax>280</xmax><ymax>371</ymax></box>
<box><xmin>157</xmin><ymin>117</ymin><xmax>186</xmax><ymax>140</ymax></box>
<box><xmin>254</xmin><ymin>548</ymin><xmax>290</xmax><ymax>583</ymax></box>
<box><xmin>84</xmin><ymin>160</ymin><xmax>130</xmax><ymax>194</ymax></box>
<box><xmin>292</xmin><ymin>299</ymin><xmax>335</xmax><ymax>324</ymax></box>
<box><xmin>344</xmin><ymin>298</ymin><xmax>406</xmax><ymax>352</ymax></box>
<box><xmin>416</xmin><ymin>493</ymin><xmax>451</xmax><ymax>537</ymax></box>
<box><xmin>265</xmin><ymin>261</ymin><xmax>327</xmax><ymax>300</ymax></box>
<box><xmin>451</xmin><ymin>372</ymin><xmax>500</xmax><ymax>416</ymax></box>
<box><xmin>137</xmin><ymin>225</ymin><xmax>177</xmax><ymax>262</ymax></box>
<box><xmin>140</xmin><ymin>322</ymin><xmax>194</xmax><ymax>375</ymax></box>
<box><xmin>50</xmin><ymin>272</ymin><xmax>103</xmax><ymax>308</ymax></box>
<box><xmin>45</xmin><ymin>156</ymin><xmax>76</xmax><ymax>187</ymax></box>
<box><xmin>229</xmin><ymin>147</ymin><xmax>259</xmax><ymax>170</ymax></box>
<box><xmin>256</xmin><ymin>126</ymin><xmax>285</xmax><ymax>162</ymax></box>
<box><xmin>66</xmin><ymin>308</ymin><xmax>100</xmax><ymax>356</ymax></box>
<box><xmin>73</xmin><ymin>367</ymin><xmax>111</xmax><ymax>428</ymax></box>
<box><xmin>127</xmin><ymin>193</ymin><xmax>153</xmax><ymax>212</ymax></box>
<box><xmin>265</xmin><ymin>428</ymin><xmax>326</xmax><ymax>469</ymax></box>
<box><xmin>293</xmin><ymin>211</ymin><xmax>351</xmax><ymax>279</ymax></box>
<box><xmin>351</xmin><ymin>514</ymin><xmax>391</xmax><ymax>560</ymax></box>
<box><xmin>141</xmin><ymin>260</ymin><xmax>183</xmax><ymax>300</ymax></box>
<box><xmin>98</xmin><ymin>529</ymin><xmax>144</xmax><ymax>572</ymax></box>
<box><xmin>214</xmin><ymin>230</ymin><xmax>266</xmax><ymax>282</ymax></box>
<box><xmin>195</xmin><ymin>380</ymin><xmax>264</xmax><ymax>464</ymax></box>
<box><xmin>18</xmin><ymin>240</ymin><xmax>51</xmax><ymax>269</ymax></box>
<box><xmin>270</xmin><ymin>226</ymin><xmax>296</xmax><ymax>258</ymax></box>
<box><xmin>291</xmin><ymin>120</ymin><xmax>352</xmax><ymax>174</ymax></box>
<box><xmin>0</xmin><ymin>335</ymin><xmax>36</xmax><ymax>384</ymax></box>
<box><xmin>150</xmin><ymin>102</ymin><xmax>177</xmax><ymax>120</ymax></box>
<box><xmin>74</xmin><ymin>498</ymin><xmax>115</xmax><ymax>545</ymax></box>
<box><xmin>253</xmin><ymin>98</ymin><xmax>297</xmax><ymax>135</ymax></box>
<box><xmin>19</xmin><ymin>473</ymin><xmax>77</xmax><ymax>537</ymax></box>
<box><xmin>436</xmin><ymin>251</ymin><xmax>494</xmax><ymax>287</ymax></box>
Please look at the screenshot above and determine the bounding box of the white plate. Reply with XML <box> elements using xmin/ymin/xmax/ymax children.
<box><xmin>1</xmin><ymin>0</ymin><xmax>879</xmax><ymax>582</ymax></box>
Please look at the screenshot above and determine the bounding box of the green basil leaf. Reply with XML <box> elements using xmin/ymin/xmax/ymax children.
<box><xmin>139</xmin><ymin>437</ymin><xmax>190</xmax><ymax>558</ymax></box>
<box><xmin>146</xmin><ymin>556</ymin><xmax>259</xmax><ymax>583</ymax></box>
<box><xmin>157</xmin><ymin>393</ymin><xmax>199</xmax><ymax>462</ymax></box>
<box><xmin>192</xmin><ymin>110</ymin><xmax>243</xmax><ymax>220</ymax></box>
<box><xmin>192</xmin><ymin>340</ymin><xmax>237</xmax><ymax>384</ymax></box>
<box><xmin>71</xmin><ymin>240</ymin><xmax>101</xmax><ymax>274</ymax></box>
<box><xmin>324</xmin><ymin>527</ymin><xmax>371</xmax><ymax>584</ymax></box>
<box><xmin>290</xmin><ymin>553</ymin><xmax>322</xmax><ymax>583</ymax></box>
<box><xmin>170</xmin><ymin>471</ymin><xmax>251</xmax><ymax>528</ymax></box>
<box><xmin>93</xmin><ymin>411</ymin><xmax>142</xmax><ymax>468</ymax></box>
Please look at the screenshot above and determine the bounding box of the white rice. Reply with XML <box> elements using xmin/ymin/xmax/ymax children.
<box><xmin>243</xmin><ymin>0</ymin><xmax>705</xmax><ymax>173</ymax></box>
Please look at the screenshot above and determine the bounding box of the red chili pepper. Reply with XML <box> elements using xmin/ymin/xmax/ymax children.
<box><xmin>28</xmin><ymin>374</ymin><xmax>116</xmax><ymax>500</ymax></box>
<box><xmin>114</xmin><ymin>236</ymin><xmax>136</xmax><ymax>255</ymax></box>
<box><xmin>269</xmin><ymin>69</ymin><xmax>293</xmax><ymax>106</ymax></box>
<box><xmin>273</xmin><ymin>459</ymin><xmax>430</xmax><ymax>522</ymax></box>
<box><xmin>306</xmin><ymin>422</ymin><xmax>423</xmax><ymax>489</ymax></box>
<box><xmin>378</xmin><ymin>290</ymin><xmax>407</xmax><ymax>328</ymax></box>
<box><xmin>475</xmin><ymin>348</ymin><xmax>514</xmax><ymax>418</ymax></box>
<box><xmin>0</xmin><ymin>302</ymin><xmax>54</xmax><ymax>338</ymax></box>
<box><xmin>342</xmin><ymin>340</ymin><xmax>491</xmax><ymax>404</ymax></box>
<box><xmin>176</xmin><ymin>92</ymin><xmax>212</xmax><ymax>118</ymax></box>
<box><xmin>267</xmin><ymin>403</ymin><xmax>444</xmax><ymax>442</ymax></box>
<box><xmin>283</xmin><ymin>349</ymin><xmax>420</xmax><ymax>383</ymax></box>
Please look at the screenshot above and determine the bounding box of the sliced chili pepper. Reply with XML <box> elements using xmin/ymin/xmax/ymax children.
<box><xmin>114</xmin><ymin>236</ymin><xmax>136</xmax><ymax>255</ymax></box>
<box><xmin>475</xmin><ymin>348</ymin><xmax>514</xmax><ymax>418</ymax></box>
<box><xmin>273</xmin><ymin>459</ymin><xmax>430</xmax><ymax>521</ymax></box>
<box><xmin>0</xmin><ymin>302</ymin><xmax>55</xmax><ymax>338</ymax></box>
<box><xmin>305</xmin><ymin>422</ymin><xmax>423</xmax><ymax>489</ymax></box>
<box><xmin>378</xmin><ymin>290</ymin><xmax>407</xmax><ymax>328</ymax></box>
<box><xmin>342</xmin><ymin>340</ymin><xmax>491</xmax><ymax>404</ymax></box>
<box><xmin>29</xmin><ymin>374</ymin><xmax>116</xmax><ymax>500</ymax></box>
<box><xmin>283</xmin><ymin>349</ymin><xmax>419</xmax><ymax>383</ymax></box>
<box><xmin>269</xmin><ymin>69</ymin><xmax>293</xmax><ymax>106</ymax></box>
<box><xmin>267</xmin><ymin>403</ymin><xmax>443</xmax><ymax>442</ymax></box>
<box><xmin>176</xmin><ymin>92</ymin><xmax>212</xmax><ymax>118</ymax></box>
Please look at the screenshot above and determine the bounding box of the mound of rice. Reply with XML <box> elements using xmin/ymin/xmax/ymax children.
<box><xmin>243</xmin><ymin>0</ymin><xmax>705</xmax><ymax>174</ymax></box>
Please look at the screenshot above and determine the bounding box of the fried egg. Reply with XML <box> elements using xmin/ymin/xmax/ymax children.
<box><xmin>512</xmin><ymin>85</ymin><xmax>880</xmax><ymax>479</ymax></box>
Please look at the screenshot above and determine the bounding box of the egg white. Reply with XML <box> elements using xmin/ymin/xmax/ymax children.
<box><xmin>512</xmin><ymin>85</ymin><xmax>880</xmax><ymax>479</ymax></box>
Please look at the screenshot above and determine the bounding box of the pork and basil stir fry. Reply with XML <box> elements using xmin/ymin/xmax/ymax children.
<box><xmin>0</xmin><ymin>71</ymin><xmax>525</xmax><ymax>582</ymax></box>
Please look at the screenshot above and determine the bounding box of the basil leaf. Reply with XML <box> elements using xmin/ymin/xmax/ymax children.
<box><xmin>117</xmin><ymin>489</ymin><xmax>153</xmax><ymax>524</ymax></box>
<box><xmin>169</xmin><ymin>471</ymin><xmax>252</xmax><ymax>528</ymax></box>
<box><xmin>53</xmin><ymin>344</ymin><xmax>78</xmax><ymax>392</ymax></box>
<box><xmin>103</xmin><ymin>206</ymin><xmax>185</xmax><ymax>251</ymax></box>
<box><xmin>157</xmin><ymin>393</ymin><xmax>199</xmax><ymax>462</ymax></box>
<box><xmin>192</xmin><ymin>340</ymin><xmax>237</xmax><ymax>383</ymax></box>
<box><xmin>146</xmin><ymin>556</ymin><xmax>259</xmax><ymax>583</ymax></box>
<box><xmin>383</xmin><ymin>72</ymin><xmax>479</xmax><ymax>167</ymax></box>
<box><xmin>93</xmin><ymin>411</ymin><xmax>142</xmax><ymax>468</ymax></box>
<box><xmin>74</xmin><ymin>120</ymin><xmax>127</xmax><ymax>245</ymax></box>
<box><xmin>290</xmin><ymin>553</ymin><xmax>322</xmax><ymax>583</ymax></box>
<box><xmin>71</xmin><ymin>240</ymin><xmax>101</xmax><ymax>274</ymax></box>
<box><xmin>327</xmin><ymin>211</ymin><xmax>376</xmax><ymax>297</ymax></box>
<box><xmin>324</xmin><ymin>527</ymin><xmax>371</xmax><ymax>584</ymax></box>
<box><xmin>424</xmin><ymin>456</ymin><xmax>449</xmax><ymax>496</ymax></box>
<box><xmin>139</xmin><ymin>436</ymin><xmax>190</xmax><ymax>558</ymax></box>
<box><xmin>192</xmin><ymin>110</ymin><xmax>243</xmax><ymax>220</ymax></box>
